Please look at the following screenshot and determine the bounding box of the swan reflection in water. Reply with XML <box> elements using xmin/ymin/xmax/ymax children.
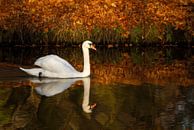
<box><xmin>30</xmin><ymin>77</ymin><xmax>96</xmax><ymax>113</ymax></box>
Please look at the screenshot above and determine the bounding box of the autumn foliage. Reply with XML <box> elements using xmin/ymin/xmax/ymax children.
<box><xmin>0</xmin><ymin>0</ymin><xmax>193</xmax><ymax>44</ymax></box>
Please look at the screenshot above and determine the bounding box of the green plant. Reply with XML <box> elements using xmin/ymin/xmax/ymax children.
<box><xmin>145</xmin><ymin>25</ymin><xmax>159</xmax><ymax>43</ymax></box>
<box><xmin>165</xmin><ymin>25</ymin><xmax>174</xmax><ymax>43</ymax></box>
<box><xmin>130</xmin><ymin>26</ymin><xmax>143</xmax><ymax>44</ymax></box>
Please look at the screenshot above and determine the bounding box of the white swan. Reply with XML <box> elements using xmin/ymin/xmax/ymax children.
<box><xmin>20</xmin><ymin>40</ymin><xmax>96</xmax><ymax>78</ymax></box>
<box><xmin>31</xmin><ymin>77</ymin><xmax>96</xmax><ymax>113</ymax></box>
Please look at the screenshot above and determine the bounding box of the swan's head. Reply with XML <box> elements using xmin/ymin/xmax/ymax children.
<box><xmin>82</xmin><ymin>40</ymin><xmax>96</xmax><ymax>51</ymax></box>
<box><xmin>82</xmin><ymin>103</ymin><xmax>97</xmax><ymax>113</ymax></box>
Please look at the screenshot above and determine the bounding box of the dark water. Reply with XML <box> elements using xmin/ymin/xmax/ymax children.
<box><xmin>0</xmin><ymin>46</ymin><xmax>194</xmax><ymax>130</ymax></box>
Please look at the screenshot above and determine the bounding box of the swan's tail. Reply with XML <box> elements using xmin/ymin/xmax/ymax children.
<box><xmin>20</xmin><ymin>67</ymin><xmax>43</xmax><ymax>77</ymax></box>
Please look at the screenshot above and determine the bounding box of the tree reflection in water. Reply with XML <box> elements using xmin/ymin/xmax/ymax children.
<box><xmin>0</xmin><ymin>46</ymin><xmax>193</xmax><ymax>129</ymax></box>
<box><xmin>0</xmin><ymin>78</ymin><xmax>194</xmax><ymax>130</ymax></box>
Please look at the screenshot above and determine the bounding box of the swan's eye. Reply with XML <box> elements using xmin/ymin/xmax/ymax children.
<box><xmin>88</xmin><ymin>43</ymin><xmax>92</xmax><ymax>47</ymax></box>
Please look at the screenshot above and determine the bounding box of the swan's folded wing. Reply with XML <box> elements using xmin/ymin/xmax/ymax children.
<box><xmin>34</xmin><ymin>54</ymin><xmax>77</xmax><ymax>73</ymax></box>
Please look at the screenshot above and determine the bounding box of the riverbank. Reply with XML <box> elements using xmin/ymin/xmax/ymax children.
<box><xmin>0</xmin><ymin>0</ymin><xmax>193</xmax><ymax>45</ymax></box>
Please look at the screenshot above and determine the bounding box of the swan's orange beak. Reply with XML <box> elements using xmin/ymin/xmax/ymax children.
<box><xmin>91</xmin><ymin>44</ymin><xmax>97</xmax><ymax>51</ymax></box>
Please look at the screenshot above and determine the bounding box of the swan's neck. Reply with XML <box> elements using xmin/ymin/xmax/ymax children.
<box><xmin>82</xmin><ymin>78</ymin><xmax>91</xmax><ymax>113</ymax></box>
<box><xmin>82</xmin><ymin>48</ymin><xmax>90</xmax><ymax>77</ymax></box>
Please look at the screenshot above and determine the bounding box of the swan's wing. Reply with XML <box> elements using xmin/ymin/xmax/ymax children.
<box><xmin>34</xmin><ymin>54</ymin><xmax>77</xmax><ymax>73</ymax></box>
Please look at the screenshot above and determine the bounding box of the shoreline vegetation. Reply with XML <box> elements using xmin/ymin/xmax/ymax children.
<box><xmin>0</xmin><ymin>0</ymin><xmax>193</xmax><ymax>46</ymax></box>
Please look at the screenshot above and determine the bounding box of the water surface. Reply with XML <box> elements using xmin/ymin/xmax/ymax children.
<box><xmin>0</xmin><ymin>46</ymin><xmax>194</xmax><ymax>130</ymax></box>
